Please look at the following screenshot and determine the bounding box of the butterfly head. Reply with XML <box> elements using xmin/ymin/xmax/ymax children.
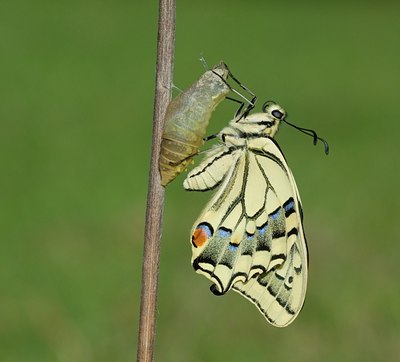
<box><xmin>233</xmin><ymin>101</ymin><xmax>286</xmax><ymax>137</ymax></box>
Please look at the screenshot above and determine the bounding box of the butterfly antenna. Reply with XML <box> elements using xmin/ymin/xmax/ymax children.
<box><xmin>283</xmin><ymin>119</ymin><xmax>330</xmax><ymax>155</ymax></box>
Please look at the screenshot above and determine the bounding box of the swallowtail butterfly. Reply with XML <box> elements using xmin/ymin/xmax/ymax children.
<box><xmin>184</xmin><ymin>101</ymin><xmax>328</xmax><ymax>327</ymax></box>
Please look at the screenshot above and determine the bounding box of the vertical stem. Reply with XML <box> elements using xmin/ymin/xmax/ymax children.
<box><xmin>137</xmin><ymin>0</ymin><xmax>175</xmax><ymax>361</ymax></box>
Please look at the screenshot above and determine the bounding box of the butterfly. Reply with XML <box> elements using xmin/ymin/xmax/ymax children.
<box><xmin>183</xmin><ymin>101</ymin><xmax>328</xmax><ymax>327</ymax></box>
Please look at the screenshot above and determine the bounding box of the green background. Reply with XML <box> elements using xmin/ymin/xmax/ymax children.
<box><xmin>2</xmin><ymin>0</ymin><xmax>400</xmax><ymax>361</ymax></box>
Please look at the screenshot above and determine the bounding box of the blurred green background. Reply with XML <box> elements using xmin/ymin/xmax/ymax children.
<box><xmin>1</xmin><ymin>0</ymin><xmax>400</xmax><ymax>361</ymax></box>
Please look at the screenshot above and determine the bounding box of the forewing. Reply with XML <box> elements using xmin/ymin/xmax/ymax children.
<box><xmin>232</xmin><ymin>137</ymin><xmax>308</xmax><ymax>327</ymax></box>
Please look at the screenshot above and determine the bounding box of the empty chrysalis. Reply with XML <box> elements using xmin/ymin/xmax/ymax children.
<box><xmin>159</xmin><ymin>61</ymin><xmax>254</xmax><ymax>186</ymax></box>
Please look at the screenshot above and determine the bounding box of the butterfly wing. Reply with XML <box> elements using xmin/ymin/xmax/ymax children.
<box><xmin>184</xmin><ymin>136</ymin><xmax>308</xmax><ymax>327</ymax></box>
<box><xmin>183</xmin><ymin>145</ymin><xmax>240</xmax><ymax>191</ymax></box>
<box><xmin>233</xmin><ymin>137</ymin><xmax>308</xmax><ymax>327</ymax></box>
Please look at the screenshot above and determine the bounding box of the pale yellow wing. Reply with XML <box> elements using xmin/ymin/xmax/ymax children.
<box><xmin>185</xmin><ymin>137</ymin><xmax>308</xmax><ymax>327</ymax></box>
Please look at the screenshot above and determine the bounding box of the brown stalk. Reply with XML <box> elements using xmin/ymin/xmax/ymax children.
<box><xmin>137</xmin><ymin>0</ymin><xmax>175</xmax><ymax>360</ymax></box>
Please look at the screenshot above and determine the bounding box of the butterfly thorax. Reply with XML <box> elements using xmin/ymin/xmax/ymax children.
<box><xmin>218</xmin><ymin>112</ymin><xmax>282</xmax><ymax>149</ymax></box>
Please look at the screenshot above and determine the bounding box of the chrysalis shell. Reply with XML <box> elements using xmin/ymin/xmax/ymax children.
<box><xmin>159</xmin><ymin>61</ymin><xmax>230</xmax><ymax>186</ymax></box>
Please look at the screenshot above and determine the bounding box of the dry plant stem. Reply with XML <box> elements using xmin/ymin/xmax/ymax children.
<box><xmin>137</xmin><ymin>0</ymin><xmax>175</xmax><ymax>361</ymax></box>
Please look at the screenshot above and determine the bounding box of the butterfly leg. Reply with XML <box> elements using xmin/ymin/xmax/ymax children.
<box><xmin>197</xmin><ymin>56</ymin><xmax>257</xmax><ymax>114</ymax></box>
<box><xmin>203</xmin><ymin>134</ymin><xmax>218</xmax><ymax>142</ymax></box>
<box><xmin>209</xmin><ymin>65</ymin><xmax>257</xmax><ymax>120</ymax></box>
<box><xmin>224</xmin><ymin>63</ymin><xmax>257</xmax><ymax>119</ymax></box>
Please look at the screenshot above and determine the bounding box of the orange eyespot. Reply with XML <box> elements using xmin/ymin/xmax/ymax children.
<box><xmin>192</xmin><ymin>228</ymin><xmax>208</xmax><ymax>248</ymax></box>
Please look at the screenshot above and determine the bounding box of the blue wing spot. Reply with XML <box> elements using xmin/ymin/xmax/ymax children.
<box><xmin>258</xmin><ymin>223</ymin><xmax>268</xmax><ymax>236</ymax></box>
<box><xmin>197</xmin><ymin>223</ymin><xmax>213</xmax><ymax>238</ymax></box>
<box><xmin>283</xmin><ymin>198</ymin><xmax>296</xmax><ymax>217</ymax></box>
<box><xmin>284</xmin><ymin>200</ymin><xmax>295</xmax><ymax>212</ymax></box>
<box><xmin>229</xmin><ymin>243</ymin><xmax>239</xmax><ymax>251</ymax></box>
<box><xmin>270</xmin><ymin>208</ymin><xmax>281</xmax><ymax>220</ymax></box>
<box><xmin>217</xmin><ymin>227</ymin><xmax>232</xmax><ymax>238</ymax></box>
<box><xmin>246</xmin><ymin>232</ymin><xmax>254</xmax><ymax>240</ymax></box>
